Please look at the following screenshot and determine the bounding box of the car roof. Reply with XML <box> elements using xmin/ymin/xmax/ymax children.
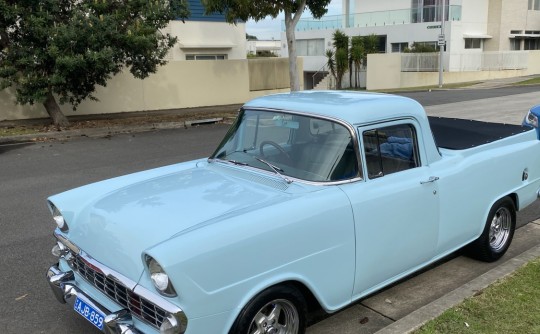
<box><xmin>243</xmin><ymin>91</ymin><xmax>427</xmax><ymax>125</ymax></box>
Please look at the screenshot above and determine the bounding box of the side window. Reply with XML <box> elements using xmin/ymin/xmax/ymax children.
<box><xmin>363</xmin><ymin>124</ymin><xmax>419</xmax><ymax>179</ymax></box>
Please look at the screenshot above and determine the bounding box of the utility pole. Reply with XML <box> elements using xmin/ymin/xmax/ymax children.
<box><xmin>438</xmin><ymin>0</ymin><xmax>446</xmax><ymax>88</ymax></box>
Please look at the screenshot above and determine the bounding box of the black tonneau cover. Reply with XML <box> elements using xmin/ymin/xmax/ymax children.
<box><xmin>428</xmin><ymin>117</ymin><xmax>531</xmax><ymax>150</ymax></box>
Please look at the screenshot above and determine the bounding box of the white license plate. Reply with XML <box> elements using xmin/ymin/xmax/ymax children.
<box><xmin>73</xmin><ymin>296</ymin><xmax>105</xmax><ymax>330</ymax></box>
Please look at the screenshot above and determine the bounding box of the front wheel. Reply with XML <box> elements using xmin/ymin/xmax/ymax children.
<box><xmin>468</xmin><ymin>197</ymin><xmax>516</xmax><ymax>262</ymax></box>
<box><xmin>230</xmin><ymin>285</ymin><xmax>307</xmax><ymax>334</ymax></box>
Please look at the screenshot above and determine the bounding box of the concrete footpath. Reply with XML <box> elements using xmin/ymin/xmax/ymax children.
<box><xmin>1</xmin><ymin>87</ymin><xmax>539</xmax><ymax>334</ymax></box>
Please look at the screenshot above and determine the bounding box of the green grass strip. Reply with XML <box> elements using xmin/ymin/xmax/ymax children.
<box><xmin>416</xmin><ymin>257</ymin><xmax>540</xmax><ymax>333</ymax></box>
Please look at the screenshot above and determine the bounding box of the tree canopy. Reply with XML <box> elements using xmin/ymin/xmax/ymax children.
<box><xmin>0</xmin><ymin>0</ymin><xmax>189</xmax><ymax>126</ymax></box>
<box><xmin>203</xmin><ymin>0</ymin><xmax>331</xmax><ymax>91</ymax></box>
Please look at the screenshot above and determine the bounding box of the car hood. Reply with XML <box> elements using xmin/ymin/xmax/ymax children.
<box><xmin>48</xmin><ymin>160</ymin><xmax>297</xmax><ymax>282</ymax></box>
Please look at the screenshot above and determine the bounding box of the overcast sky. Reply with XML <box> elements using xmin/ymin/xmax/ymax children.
<box><xmin>245</xmin><ymin>0</ymin><xmax>343</xmax><ymax>40</ymax></box>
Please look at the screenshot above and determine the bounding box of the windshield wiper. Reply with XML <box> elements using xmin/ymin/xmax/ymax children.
<box><xmin>212</xmin><ymin>158</ymin><xmax>249</xmax><ymax>166</ymax></box>
<box><xmin>255</xmin><ymin>157</ymin><xmax>293</xmax><ymax>184</ymax></box>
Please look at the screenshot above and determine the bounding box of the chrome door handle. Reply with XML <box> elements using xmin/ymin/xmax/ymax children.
<box><xmin>420</xmin><ymin>176</ymin><xmax>439</xmax><ymax>184</ymax></box>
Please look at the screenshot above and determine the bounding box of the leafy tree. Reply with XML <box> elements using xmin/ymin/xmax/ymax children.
<box><xmin>246</xmin><ymin>33</ymin><xmax>258</xmax><ymax>40</ymax></box>
<box><xmin>361</xmin><ymin>34</ymin><xmax>380</xmax><ymax>67</ymax></box>
<box><xmin>202</xmin><ymin>0</ymin><xmax>331</xmax><ymax>91</ymax></box>
<box><xmin>348</xmin><ymin>34</ymin><xmax>379</xmax><ymax>88</ymax></box>
<box><xmin>326</xmin><ymin>29</ymin><xmax>348</xmax><ymax>90</ymax></box>
<box><xmin>0</xmin><ymin>0</ymin><xmax>189</xmax><ymax>126</ymax></box>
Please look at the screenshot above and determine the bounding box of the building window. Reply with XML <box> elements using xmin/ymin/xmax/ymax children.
<box><xmin>529</xmin><ymin>0</ymin><xmax>540</xmax><ymax>10</ymax></box>
<box><xmin>524</xmin><ymin>39</ymin><xmax>540</xmax><ymax>50</ymax></box>
<box><xmin>510</xmin><ymin>39</ymin><xmax>522</xmax><ymax>50</ymax></box>
<box><xmin>464</xmin><ymin>38</ymin><xmax>482</xmax><ymax>49</ymax></box>
<box><xmin>296</xmin><ymin>39</ymin><xmax>325</xmax><ymax>56</ymax></box>
<box><xmin>411</xmin><ymin>0</ymin><xmax>449</xmax><ymax>23</ymax></box>
<box><xmin>186</xmin><ymin>54</ymin><xmax>227</xmax><ymax>60</ymax></box>
<box><xmin>392</xmin><ymin>42</ymin><xmax>409</xmax><ymax>53</ymax></box>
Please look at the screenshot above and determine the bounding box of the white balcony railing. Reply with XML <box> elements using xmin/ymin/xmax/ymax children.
<box><xmin>285</xmin><ymin>5</ymin><xmax>462</xmax><ymax>32</ymax></box>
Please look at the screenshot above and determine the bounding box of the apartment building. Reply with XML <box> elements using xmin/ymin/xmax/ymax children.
<box><xmin>166</xmin><ymin>0</ymin><xmax>247</xmax><ymax>61</ymax></box>
<box><xmin>283</xmin><ymin>0</ymin><xmax>540</xmax><ymax>76</ymax></box>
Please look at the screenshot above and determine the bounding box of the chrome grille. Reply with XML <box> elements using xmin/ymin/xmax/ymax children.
<box><xmin>71</xmin><ymin>253</ymin><xmax>167</xmax><ymax>329</ymax></box>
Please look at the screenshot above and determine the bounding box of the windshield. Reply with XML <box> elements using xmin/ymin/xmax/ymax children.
<box><xmin>210</xmin><ymin>109</ymin><xmax>360</xmax><ymax>182</ymax></box>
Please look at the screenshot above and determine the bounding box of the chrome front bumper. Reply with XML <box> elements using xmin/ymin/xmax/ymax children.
<box><xmin>47</xmin><ymin>264</ymin><xmax>144</xmax><ymax>334</ymax></box>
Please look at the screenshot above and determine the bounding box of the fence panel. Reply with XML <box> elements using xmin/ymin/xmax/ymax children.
<box><xmin>402</xmin><ymin>51</ymin><xmax>529</xmax><ymax>72</ymax></box>
<box><xmin>454</xmin><ymin>51</ymin><xmax>528</xmax><ymax>71</ymax></box>
<box><xmin>401</xmin><ymin>53</ymin><xmax>439</xmax><ymax>72</ymax></box>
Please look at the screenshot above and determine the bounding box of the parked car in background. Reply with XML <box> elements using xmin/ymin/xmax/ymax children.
<box><xmin>46</xmin><ymin>92</ymin><xmax>540</xmax><ymax>334</ymax></box>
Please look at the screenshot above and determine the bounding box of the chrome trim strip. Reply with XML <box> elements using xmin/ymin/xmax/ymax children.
<box><xmin>105</xmin><ymin>309</ymin><xmax>144</xmax><ymax>334</ymax></box>
<box><xmin>55</xmin><ymin>231</ymin><xmax>80</xmax><ymax>254</ymax></box>
<box><xmin>133</xmin><ymin>284</ymin><xmax>184</xmax><ymax>315</ymax></box>
<box><xmin>209</xmin><ymin>106</ymin><xmax>365</xmax><ymax>186</ymax></box>
<box><xmin>53</xmin><ymin>232</ymin><xmax>186</xmax><ymax>319</ymax></box>
<box><xmin>54</xmin><ymin>230</ymin><xmax>137</xmax><ymax>290</ymax></box>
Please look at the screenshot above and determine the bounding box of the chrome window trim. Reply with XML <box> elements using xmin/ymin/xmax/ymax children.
<box><xmin>356</xmin><ymin>117</ymin><xmax>426</xmax><ymax>167</ymax></box>
<box><xmin>208</xmin><ymin>107</ymin><xmax>365</xmax><ymax>186</ymax></box>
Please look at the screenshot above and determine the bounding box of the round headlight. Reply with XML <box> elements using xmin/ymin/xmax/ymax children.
<box><xmin>146</xmin><ymin>256</ymin><xmax>177</xmax><ymax>297</ymax></box>
<box><xmin>49</xmin><ymin>202</ymin><xmax>69</xmax><ymax>232</ymax></box>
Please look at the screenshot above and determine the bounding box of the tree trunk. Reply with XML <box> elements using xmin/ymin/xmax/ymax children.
<box><xmin>44</xmin><ymin>90</ymin><xmax>69</xmax><ymax>127</ymax></box>
<box><xmin>284</xmin><ymin>14</ymin><xmax>300</xmax><ymax>92</ymax></box>
<box><xmin>349</xmin><ymin>58</ymin><xmax>353</xmax><ymax>88</ymax></box>
<box><xmin>0</xmin><ymin>31</ymin><xmax>9</xmax><ymax>49</ymax></box>
<box><xmin>284</xmin><ymin>2</ymin><xmax>306</xmax><ymax>92</ymax></box>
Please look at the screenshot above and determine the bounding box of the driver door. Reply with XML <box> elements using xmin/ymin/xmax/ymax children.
<box><xmin>340</xmin><ymin>121</ymin><xmax>440</xmax><ymax>298</ymax></box>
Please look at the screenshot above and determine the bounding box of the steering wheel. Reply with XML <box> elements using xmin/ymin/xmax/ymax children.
<box><xmin>259</xmin><ymin>141</ymin><xmax>291</xmax><ymax>163</ymax></box>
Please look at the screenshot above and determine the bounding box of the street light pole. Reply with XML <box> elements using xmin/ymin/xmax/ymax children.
<box><xmin>438</xmin><ymin>0</ymin><xmax>446</xmax><ymax>88</ymax></box>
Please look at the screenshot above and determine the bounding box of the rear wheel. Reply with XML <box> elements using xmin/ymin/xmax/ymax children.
<box><xmin>230</xmin><ymin>285</ymin><xmax>307</xmax><ymax>334</ymax></box>
<box><xmin>468</xmin><ymin>197</ymin><xmax>516</xmax><ymax>262</ymax></box>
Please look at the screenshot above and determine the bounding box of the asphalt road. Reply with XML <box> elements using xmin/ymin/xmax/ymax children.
<box><xmin>398</xmin><ymin>84</ymin><xmax>540</xmax><ymax>106</ymax></box>
<box><xmin>1</xmin><ymin>86</ymin><xmax>539</xmax><ymax>333</ymax></box>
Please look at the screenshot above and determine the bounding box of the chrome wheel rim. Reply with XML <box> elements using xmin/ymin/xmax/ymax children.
<box><xmin>489</xmin><ymin>207</ymin><xmax>512</xmax><ymax>252</ymax></box>
<box><xmin>248</xmin><ymin>299</ymin><xmax>299</xmax><ymax>334</ymax></box>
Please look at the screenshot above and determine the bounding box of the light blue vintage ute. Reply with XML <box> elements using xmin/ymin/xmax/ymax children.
<box><xmin>46</xmin><ymin>91</ymin><xmax>540</xmax><ymax>334</ymax></box>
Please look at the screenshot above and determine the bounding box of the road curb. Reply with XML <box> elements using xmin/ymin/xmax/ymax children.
<box><xmin>375</xmin><ymin>221</ymin><xmax>540</xmax><ymax>334</ymax></box>
<box><xmin>0</xmin><ymin>118</ymin><xmax>225</xmax><ymax>145</ymax></box>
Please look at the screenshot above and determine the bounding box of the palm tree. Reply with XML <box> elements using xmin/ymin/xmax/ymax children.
<box><xmin>350</xmin><ymin>36</ymin><xmax>364</xmax><ymax>88</ymax></box>
<box><xmin>326</xmin><ymin>30</ymin><xmax>349</xmax><ymax>90</ymax></box>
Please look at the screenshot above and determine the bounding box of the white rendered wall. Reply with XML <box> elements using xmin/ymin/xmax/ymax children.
<box><xmin>168</xmin><ymin>21</ymin><xmax>247</xmax><ymax>60</ymax></box>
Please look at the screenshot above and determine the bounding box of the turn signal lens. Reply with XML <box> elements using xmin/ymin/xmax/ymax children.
<box><xmin>159</xmin><ymin>313</ymin><xmax>187</xmax><ymax>334</ymax></box>
<box><xmin>51</xmin><ymin>241</ymin><xmax>68</xmax><ymax>257</ymax></box>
